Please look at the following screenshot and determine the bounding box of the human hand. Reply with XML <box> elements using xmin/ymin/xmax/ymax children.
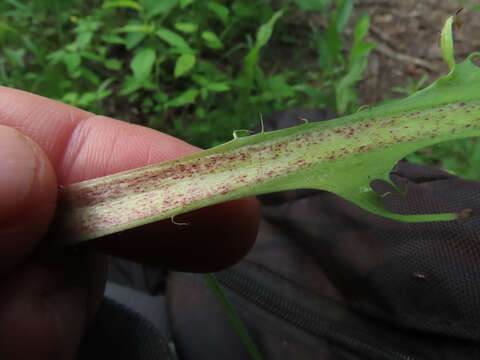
<box><xmin>0</xmin><ymin>86</ymin><xmax>259</xmax><ymax>359</ymax></box>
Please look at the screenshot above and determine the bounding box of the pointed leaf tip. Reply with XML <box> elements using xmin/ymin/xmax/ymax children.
<box><xmin>441</xmin><ymin>8</ymin><xmax>463</xmax><ymax>71</ymax></box>
<box><xmin>441</xmin><ymin>15</ymin><xmax>455</xmax><ymax>71</ymax></box>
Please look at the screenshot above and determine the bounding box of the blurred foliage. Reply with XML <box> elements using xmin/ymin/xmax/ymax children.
<box><xmin>0</xmin><ymin>0</ymin><xmax>374</xmax><ymax>147</ymax></box>
<box><xmin>407</xmin><ymin>139</ymin><xmax>480</xmax><ymax>180</ymax></box>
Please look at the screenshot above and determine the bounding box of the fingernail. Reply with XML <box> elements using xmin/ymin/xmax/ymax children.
<box><xmin>0</xmin><ymin>125</ymin><xmax>37</xmax><ymax>222</ymax></box>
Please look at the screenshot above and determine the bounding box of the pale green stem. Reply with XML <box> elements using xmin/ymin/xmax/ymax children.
<box><xmin>49</xmin><ymin>93</ymin><xmax>480</xmax><ymax>245</ymax></box>
<box><xmin>48</xmin><ymin>17</ymin><xmax>480</xmax><ymax>246</ymax></box>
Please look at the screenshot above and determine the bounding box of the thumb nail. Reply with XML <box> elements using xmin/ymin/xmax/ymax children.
<box><xmin>0</xmin><ymin>125</ymin><xmax>37</xmax><ymax>222</ymax></box>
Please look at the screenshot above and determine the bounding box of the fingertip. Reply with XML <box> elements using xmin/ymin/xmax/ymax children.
<box><xmin>0</xmin><ymin>126</ymin><xmax>57</xmax><ymax>274</ymax></box>
<box><xmin>87</xmin><ymin>196</ymin><xmax>260</xmax><ymax>272</ymax></box>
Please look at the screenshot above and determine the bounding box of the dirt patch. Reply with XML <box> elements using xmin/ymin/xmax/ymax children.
<box><xmin>355</xmin><ymin>1</ymin><xmax>480</xmax><ymax>105</ymax></box>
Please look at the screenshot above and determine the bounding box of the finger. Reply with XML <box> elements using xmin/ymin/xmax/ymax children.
<box><xmin>91</xmin><ymin>197</ymin><xmax>260</xmax><ymax>272</ymax></box>
<box><xmin>0</xmin><ymin>86</ymin><xmax>198</xmax><ymax>184</ymax></box>
<box><xmin>0</xmin><ymin>250</ymin><xmax>106</xmax><ymax>360</ymax></box>
<box><xmin>0</xmin><ymin>126</ymin><xmax>57</xmax><ymax>275</ymax></box>
<box><xmin>0</xmin><ymin>87</ymin><xmax>259</xmax><ymax>270</ymax></box>
<box><xmin>0</xmin><ymin>124</ymin><xmax>107</xmax><ymax>358</ymax></box>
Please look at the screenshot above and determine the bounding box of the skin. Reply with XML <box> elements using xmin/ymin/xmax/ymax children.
<box><xmin>0</xmin><ymin>86</ymin><xmax>259</xmax><ymax>359</ymax></box>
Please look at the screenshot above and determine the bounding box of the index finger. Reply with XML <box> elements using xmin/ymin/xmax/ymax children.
<box><xmin>0</xmin><ymin>86</ymin><xmax>199</xmax><ymax>184</ymax></box>
<box><xmin>0</xmin><ymin>87</ymin><xmax>259</xmax><ymax>271</ymax></box>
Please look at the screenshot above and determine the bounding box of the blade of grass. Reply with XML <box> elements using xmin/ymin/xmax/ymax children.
<box><xmin>203</xmin><ymin>273</ymin><xmax>263</xmax><ymax>360</ymax></box>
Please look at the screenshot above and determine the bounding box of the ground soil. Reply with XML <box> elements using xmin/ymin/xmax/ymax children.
<box><xmin>353</xmin><ymin>0</ymin><xmax>480</xmax><ymax>105</ymax></box>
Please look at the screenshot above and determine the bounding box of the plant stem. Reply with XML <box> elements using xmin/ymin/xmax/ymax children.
<box><xmin>47</xmin><ymin>16</ymin><xmax>480</xmax><ymax>246</ymax></box>
<box><xmin>49</xmin><ymin>85</ymin><xmax>480</xmax><ymax>246</ymax></box>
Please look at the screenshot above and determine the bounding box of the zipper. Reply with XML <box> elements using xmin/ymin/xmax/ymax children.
<box><xmin>217</xmin><ymin>268</ymin><xmax>421</xmax><ymax>360</ymax></box>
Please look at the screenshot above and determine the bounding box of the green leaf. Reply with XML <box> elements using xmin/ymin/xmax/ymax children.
<box><xmin>142</xmin><ymin>0</ymin><xmax>178</xmax><ymax>18</ymax></box>
<box><xmin>156</xmin><ymin>28</ymin><xmax>192</xmax><ymax>51</ymax></box>
<box><xmin>119</xmin><ymin>75</ymin><xmax>143</xmax><ymax>95</ymax></box>
<box><xmin>76</xmin><ymin>32</ymin><xmax>93</xmax><ymax>48</ymax></box>
<box><xmin>97</xmin><ymin>78</ymin><xmax>115</xmax><ymax>94</ymax></box>
<box><xmin>335</xmin><ymin>0</ymin><xmax>353</xmax><ymax>33</ymax></box>
<box><xmin>130</xmin><ymin>47</ymin><xmax>156</xmax><ymax>80</ymax></box>
<box><xmin>180</xmin><ymin>0</ymin><xmax>194</xmax><ymax>8</ymax></box>
<box><xmin>103</xmin><ymin>0</ymin><xmax>142</xmax><ymax>10</ymax></box>
<box><xmin>80</xmin><ymin>51</ymin><xmax>104</xmax><ymax>62</ymax></box>
<box><xmin>207</xmin><ymin>2</ymin><xmax>229</xmax><ymax>23</ymax></box>
<box><xmin>0</xmin><ymin>21</ymin><xmax>17</xmax><ymax>36</ymax></box>
<box><xmin>174</xmin><ymin>53</ymin><xmax>196</xmax><ymax>77</ymax></box>
<box><xmin>116</xmin><ymin>24</ymin><xmax>155</xmax><ymax>34</ymax></box>
<box><xmin>201</xmin><ymin>31</ymin><xmax>223</xmax><ymax>49</ymax></box>
<box><xmin>81</xmin><ymin>68</ymin><xmax>101</xmax><ymax>85</ymax></box>
<box><xmin>196</xmin><ymin>107</ymin><xmax>206</xmax><ymax>118</ymax></box>
<box><xmin>105</xmin><ymin>58</ymin><xmax>122</xmax><ymax>70</ymax></box>
<box><xmin>191</xmin><ymin>74</ymin><xmax>208</xmax><ymax>86</ymax></box>
<box><xmin>292</xmin><ymin>0</ymin><xmax>330</xmax><ymax>11</ymax></box>
<box><xmin>165</xmin><ymin>88</ymin><xmax>198</xmax><ymax>107</ymax></box>
<box><xmin>78</xmin><ymin>92</ymin><xmax>98</xmax><ymax>106</ymax></box>
<box><xmin>200</xmin><ymin>87</ymin><xmax>208</xmax><ymax>100</ymax></box>
<box><xmin>124</xmin><ymin>32</ymin><xmax>146</xmax><ymax>50</ymax></box>
<box><xmin>206</xmin><ymin>82</ymin><xmax>230</xmax><ymax>92</ymax></box>
<box><xmin>441</xmin><ymin>15</ymin><xmax>455</xmax><ymax>71</ymax></box>
<box><xmin>256</xmin><ymin>10</ymin><xmax>283</xmax><ymax>48</ymax></box>
<box><xmin>47</xmin><ymin>49</ymin><xmax>66</xmax><ymax>65</ymax></box>
<box><xmin>4</xmin><ymin>48</ymin><xmax>25</xmax><ymax>68</ymax></box>
<box><xmin>335</xmin><ymin>55</ymin><xmax>368</xmax><ymax>114</ymax></box>
<box><xmin>21</xmin><ymin>36</ymin><xmax>40</xmax><ymax>58</ymax></box>
<box><xmin>353</xmin><ymin>13</ymin><xmax>370</xmax><ymax>44</ymax></box>
<box><xmin>62</xmin><ymin>53</ymin><xmax>81</xmax><ymax>74</ymax></box>
<box><xmin>101</xmin><ymin>34</ymin><xmax>125</xmax><ymax>44</ymax></box>
<box><xmin>153</xmin><ymin>92</ymin><xmax>168</xmax><ymax>103</ymax></box>
<box><xmin>203</xmin><ymin>274</ymin><xmax>263</xmax><ymax>360</ymax></box>
<box><xmin>174</xmin><ymin>22</ymin><xmax>198</xmax><ymax>33</ymax></box>
<box><xmin>349</xmin><ymin>42</ymin><xmax>376</xmax><ymax>62</ymax></box>
<box><xmin>325</xmin><ymin>21</ymin><xmax>341</xmax><ymax>65</ymax></box>
<box><xmin>315</xmin><ymin>33</ymin><xmax>333</xmax><ymax>71</ymax></box>
<box><xmin>4</xmin><ymin>0</ymin><xmax>26</xmax><ymax>10</ymax></box>
<box><xmin>243</xmin><ymin>46</ymin><xmax>260</xmax><ymax>83</ymax></box>
<box><xmin>62</xmin><ymin>92</ymin><xmax>79</xmax><ymax>104</ymax></box>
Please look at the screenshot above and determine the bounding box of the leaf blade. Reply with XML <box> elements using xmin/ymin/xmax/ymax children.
<box><xmin>130</xmin><ymin>47</ymin><xmax>156</xmax><ymax>80</ymax></box>
<box><xmin>174</xmin><ymin>53</ymin><xmax>196</xmax><ymax>77</ymax></box>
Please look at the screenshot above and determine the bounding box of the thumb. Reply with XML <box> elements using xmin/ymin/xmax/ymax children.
<box><xmin>0</xmin><ymin>125</ymin><xmax>57</xmax><ymax>275</ymax></box>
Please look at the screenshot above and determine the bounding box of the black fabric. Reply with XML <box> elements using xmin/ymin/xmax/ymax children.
<box><xmin>78</xmin><ymin>298</ymin><xmax>173</xmax><ymax>360</ymax></box>
<box><xmin>168</xmin><ymin>109</ymin><xmax>480</xmax><ymax>359</ymax></box>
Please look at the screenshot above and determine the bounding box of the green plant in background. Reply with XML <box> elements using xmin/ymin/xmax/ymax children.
<box><xmin>391</xmin><ymin>74</ymin><xmax>430</xmax><ymax>97</ymax></box>
<box><xmin>391</xmin><ymin>76</ymin><xmax>480</xmax><ymax>180</ymax></box>
<box><xmin>3</xmin><ymin>1</ymin><xmax>479</xmax><ymax>180</ymax></box>
<box><xmin>403</xmin><ymin>5</ymin><xmax>480</xmax><ymax>180</ymax></box>
<box><xmin>0</xmin><ymin>0</ymin><xmax>373</xmax><ymax>148</ymax></box>
<box><xmin>306</xmin><ymin>0</ymin><xmax>376</xmax><ymax>115</ymax></box>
